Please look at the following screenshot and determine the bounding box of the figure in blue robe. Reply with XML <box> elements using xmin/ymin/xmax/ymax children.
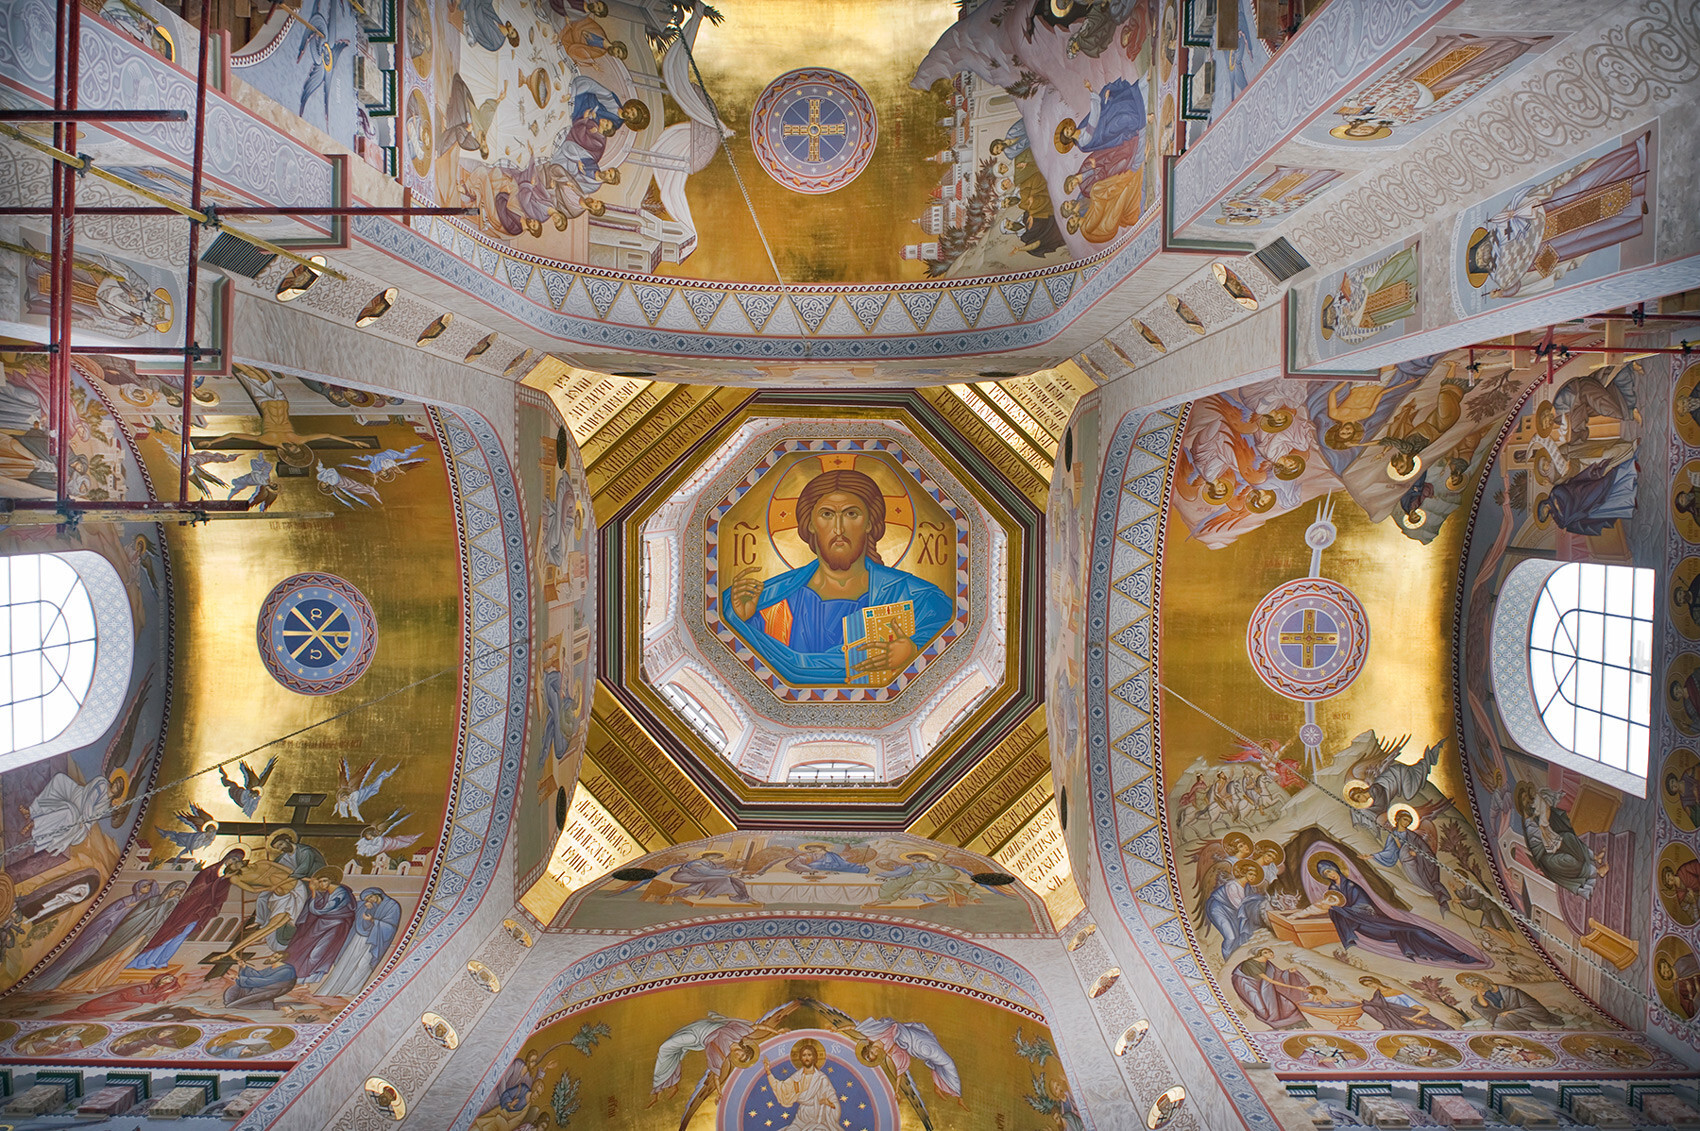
<box><xmin>538</xmin><ymin>664</ymin><xmax>573</xmax><ymax>770</ymax></box>
<box><xmin>786</xmin><ymin>845</ymin><xmax>869</xmax><ymax>875</ymax></box>
<box><xmin>1315</xmin><ymin>860</ymin><xmax>1480</xmax><ymax>966</ymax></box>
<box><xmin>1070</xmin><ymin>78</ymin><xmax>1146</xmax><ymax>154</ymax></box>
<box><xmin>1538</xmin><ymin>459</ymin><xmax>1638</xmax><ymax>535</ymax></box>
<box><xmin>723</xmin><ymin>557</ymin><xmax>952</xmax><ymax>685</ymax></box>
<box><xmin>458</xmin><ymin>0</ymin><xmax>517</xmax><ymax>51</ymax></box>
<box><xmin>357</xmin><ymin>887</ymin><xmax>402</xmax><ymax>965</ymax></box>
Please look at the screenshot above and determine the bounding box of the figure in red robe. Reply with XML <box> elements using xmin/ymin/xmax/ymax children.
<box><xmin>130</xmin><ymin>848</ymin><xmax>244</xmax><ymax>970</ymax></box>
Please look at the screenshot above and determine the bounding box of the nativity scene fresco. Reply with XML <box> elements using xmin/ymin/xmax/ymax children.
<box><xmin>564</xmin><ymin>832</ymin><xmax>1046</xmax><ymax>933</ymax></box>
<box><xmin>1142</xmin><ymin>311</ymin><xmax>1686</xmax><ymax>1074</ymax></box>
<box><xmin>0</xmin><ymin>364</ymin><xmax>467</xmax><ymax>1065</ymax></box>
<box><xmin>1157</xmin><ymin>340</ymin><xmax>1676</xmax><ymax>1073</ymax></box>
<box><xmin>403</xmin><ymin>0</ymin><xmax>1175</xmax><ymax>284</ymax></box>
<box><xmin>477</xmin><ymin>978</ymin><xmax>1072</xmax><ymax>1131</ymax></box>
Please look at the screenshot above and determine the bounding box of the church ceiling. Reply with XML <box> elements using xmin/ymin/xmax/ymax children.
<box><xmin>472</xmin><ymin>948</ymin><xmax>1079</xmax><ymax>1131</ymax></box>
<box><xmin>1062</xmin><ymin>311</ymin><xmax>1700</xmax><ymax>1112</ymax></box>
<box><xmin>0</xmin><ymin>362</ymin><xmax>484</xmax><ymax>1069</ymax></box>
<box><xmin>405</xmin><ymin>0</ymin><xmax>1169</xmax><ymax>285</ymax></box>
<box><xmin>587</xmin><ymin>390</ymin><xmax>1043</xmax><ymax>825</ymax></box>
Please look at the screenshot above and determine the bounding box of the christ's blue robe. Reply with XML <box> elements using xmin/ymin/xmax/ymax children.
<box><xmin>787</xmin><ymin>850</ymin><xmax>869</xmax><ymax>875</ymax></box>
<box><xmin>722</xmin><ymin>557</ymin><xmax>953</xmax><ymax>685</ymax></box>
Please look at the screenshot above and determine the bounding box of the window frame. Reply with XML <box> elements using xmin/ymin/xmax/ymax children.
<box><xmin>1490</xmin><ymin>558</ymin><xmax>1652</xmax><ymax>796</ymax></box>
<box><xmin>0</xmin><ymin>550</ymin><xmax>134</xmax><ymax>773</ymax></box>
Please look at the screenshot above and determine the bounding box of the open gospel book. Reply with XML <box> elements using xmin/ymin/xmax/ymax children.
<box><xmin>842</xmin><ymin>600</ymin><xmax>916</xmax><ymax>684</ymax></box>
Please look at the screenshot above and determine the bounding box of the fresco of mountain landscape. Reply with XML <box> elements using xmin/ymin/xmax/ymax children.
<box><xmin>0</xmin><ymin>363</ymin><xmax>465</xmax><ymax>1065</ymax></box>
<box><xmin>1157</xmin><ymin>344</ymin><xmax>1678</xmax><ymax>1075</ymax></box>
<box><xmin>475</xmin><ymin>978</ymin><xmax>1079</xmax><ymax>1131</ymax></box>
<box><xmin>564</xmin><ymin>832</ymin><xmax>1046</xmax><ymax>933</ymax></box>
<box><xmin>514</xmin><ymin>386</ymin><xmax>596</xmax><ymax>895</ymax></box>
<box><xmin>400</xmin><ymin>0</ymin><xmax>1174</xmax><ymax>284</ymax></box>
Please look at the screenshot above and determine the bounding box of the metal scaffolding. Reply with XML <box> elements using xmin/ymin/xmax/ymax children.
<box><xmin>2</xmin><ymin>0</ymin><xmax>470</xmax><ymax>523</ymax></box>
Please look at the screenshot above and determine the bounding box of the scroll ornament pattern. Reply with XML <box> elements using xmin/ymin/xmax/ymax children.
<box><xmin>1293</xmin><ymin>0</ymin><xmax>1699</xmax><ymax>264</ymax></box>
<box><xmin>1169</xmin><ymin>0</ymin><xmax>1451</xmax><ymax>222</ymax></box>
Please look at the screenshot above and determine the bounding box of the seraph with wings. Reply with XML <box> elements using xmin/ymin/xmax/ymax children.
<box><xmin>802</xmin><ymin>998</ymin><xmax>965</xmax><ymax>1130</ymax></box>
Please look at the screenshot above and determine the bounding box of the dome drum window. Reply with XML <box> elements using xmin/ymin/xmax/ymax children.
<box><xmin>1491</xmin><ymin>560</ymin><xmax>1653</xmax><ymax>796</ymax></box>
<box><xmin>0</xmin><ymin>552</ymin><xmax>134</xmax><ymax>772</ymax></box>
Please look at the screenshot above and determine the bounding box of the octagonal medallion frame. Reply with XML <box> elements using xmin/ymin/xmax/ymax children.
<box><xmin>704</xmin><ymin>435</ymin><xmax>973</xmax><ymax>704</ymax></box>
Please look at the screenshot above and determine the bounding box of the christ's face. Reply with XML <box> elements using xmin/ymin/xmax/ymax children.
<box><xmin>797</xmin><ymin>1045</ymin><xmax>817</xmax><ymax>1069</ymax></box>
<box><xmin>809</xmin><ymin>490</ymin><xmax>870</xmax><ymax>571</ymax></box>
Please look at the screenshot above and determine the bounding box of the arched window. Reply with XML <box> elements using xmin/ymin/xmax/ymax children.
<box><xmin>0</xmin><ymin>551</ymin><xmax>133</xmax><ymax>771</ymax></box>
<box><xmin>787</xmin><ymin>761</ymin><xmax>876</xmax><ymax>784</ymax></box>
<box><xmin>1491</xmin><ymin>560</ymin><xmax>1652</xmax><ymax>794</ymax></box>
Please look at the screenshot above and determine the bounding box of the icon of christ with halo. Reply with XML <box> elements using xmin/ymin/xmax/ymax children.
<box><xmin>722</xmin><ymin>467</ymin><xmax>952</xmax><ymax>687</ymax></box>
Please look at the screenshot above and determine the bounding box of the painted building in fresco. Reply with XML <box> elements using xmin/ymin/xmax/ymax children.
<box><xmin>0</xmin><ymin>0</ymin><xmax>1694</xmax><ymax>1129</ymax></box>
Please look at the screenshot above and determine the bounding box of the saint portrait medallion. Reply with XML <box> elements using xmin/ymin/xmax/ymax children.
<box><xmin>751</xmin><ymin>68</ymin><xmax>878</xmax><ymax>194</ymax></box>
<box><xmin>256</xmin><ymin>573</ymin><xmax>378</xmax><ymax>695</ymax></box>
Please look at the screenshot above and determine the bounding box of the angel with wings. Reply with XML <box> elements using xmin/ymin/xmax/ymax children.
<box><xmin>651</xmin><ymin>1001</ymin><xmax>800</xmax><ymax>1127</ymax></box>
<box><xmin>154</xmin><ymin>803</ymin><xmax>218</xmax><ymax>864</ymax></box>
<box><xmin>219</xmin><ymin>757</ymin><xmax>276</xmax><ymax>817</ymax></box>
<box><xmin>356</xmin><ymin>810</ymin><xmax>422</xmax><ymax>860</ymax></box>
<box><xmin>336</xmin><ymin>759</ymin><xmax>398</xmax><ymax>821</ymax></box>
<box><xmin>864</xmin><ymin>847</ymin><xmax>1008</xmax><ymax>908</ymax></box>
<box><xmin>1368</xmin><ymin>804</ymin><xmax>1454</xmax><ymax>913</ymax></box>
<box><xmin>1341</xmin><ymin>731</ymin><xmax>1449</xmax><ymax>836</ymax></box>
<box><xmin>803</xmin><ymin>998</ymin><xmax>966</xmax><ymax>1129</ymax></box>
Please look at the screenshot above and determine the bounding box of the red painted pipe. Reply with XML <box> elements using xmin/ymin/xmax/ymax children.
<box><xmin>6</xmin><ymin>499</ymin><xmax>254</xmax><ymax>512</ymax></box>
<box><xmin>179</xmin><ymin>0</ymin><xmax>213</xmax><ymax>505</ymax></box>
<box><xmin>52</xmin><ymin>0</ymin><xmax>82</xmax><ymax>505</ymax></box>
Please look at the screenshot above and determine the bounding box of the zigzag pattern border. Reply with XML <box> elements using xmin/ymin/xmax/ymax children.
<box><xmin>241</xmin><ymin>407</ymin><xmax>529</xmax><ymax>1130</ymax></box>
<box><xmin>1086</xmin><ymin>406</ymin><xmax>1281</xmax><ymax>1130</ymax></box>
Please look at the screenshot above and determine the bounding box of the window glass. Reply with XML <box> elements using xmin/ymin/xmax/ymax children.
<box><xmin>787</xmin><ymin>761</ymin><xmax>876</xmax><ymax>784</ymax></box>
<box><xmin>1</xmin><ymin>554</ymin><xmax>100</xmax><ymax>755</ymax></box>
<box><xmin>1527</xmin><ymin>562</ymin><xmax>1652</xmax><ymax>780</ymax></box>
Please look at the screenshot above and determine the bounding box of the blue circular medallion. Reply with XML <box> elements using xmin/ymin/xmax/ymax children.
<box><xmin>257</xmin><ymin>572</ymin><xmax>377</xmax><ymax>695</ymax></box>
<box><xmin>1246</xmin><ymin>576</ymin><xmax>1369</xmax><ymax>702</ymax></box>
<box><xmin>751</xmin><ymin>68</ymin><xmax>878</xmax><ymax>194</ymax></box>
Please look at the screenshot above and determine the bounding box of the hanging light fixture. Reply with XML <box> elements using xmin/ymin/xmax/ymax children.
<box><xmin>275</xmin><ymin>255</ymin><xmax>328</xmax><ymax>302</ymax></box>
<box><xmin>464</xmin><ymin>333</ymin><xmax>497</xmax><ymax>361</ymax></box>
<box><xmin>416</xmin><ymin>312</ymin><xmax>453</xmax><ymax>344</ymax></box>
<box><xmin>354</xmin><ymin>287</ymin><xmax>398</xmax><ymax>327</ymax></box>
